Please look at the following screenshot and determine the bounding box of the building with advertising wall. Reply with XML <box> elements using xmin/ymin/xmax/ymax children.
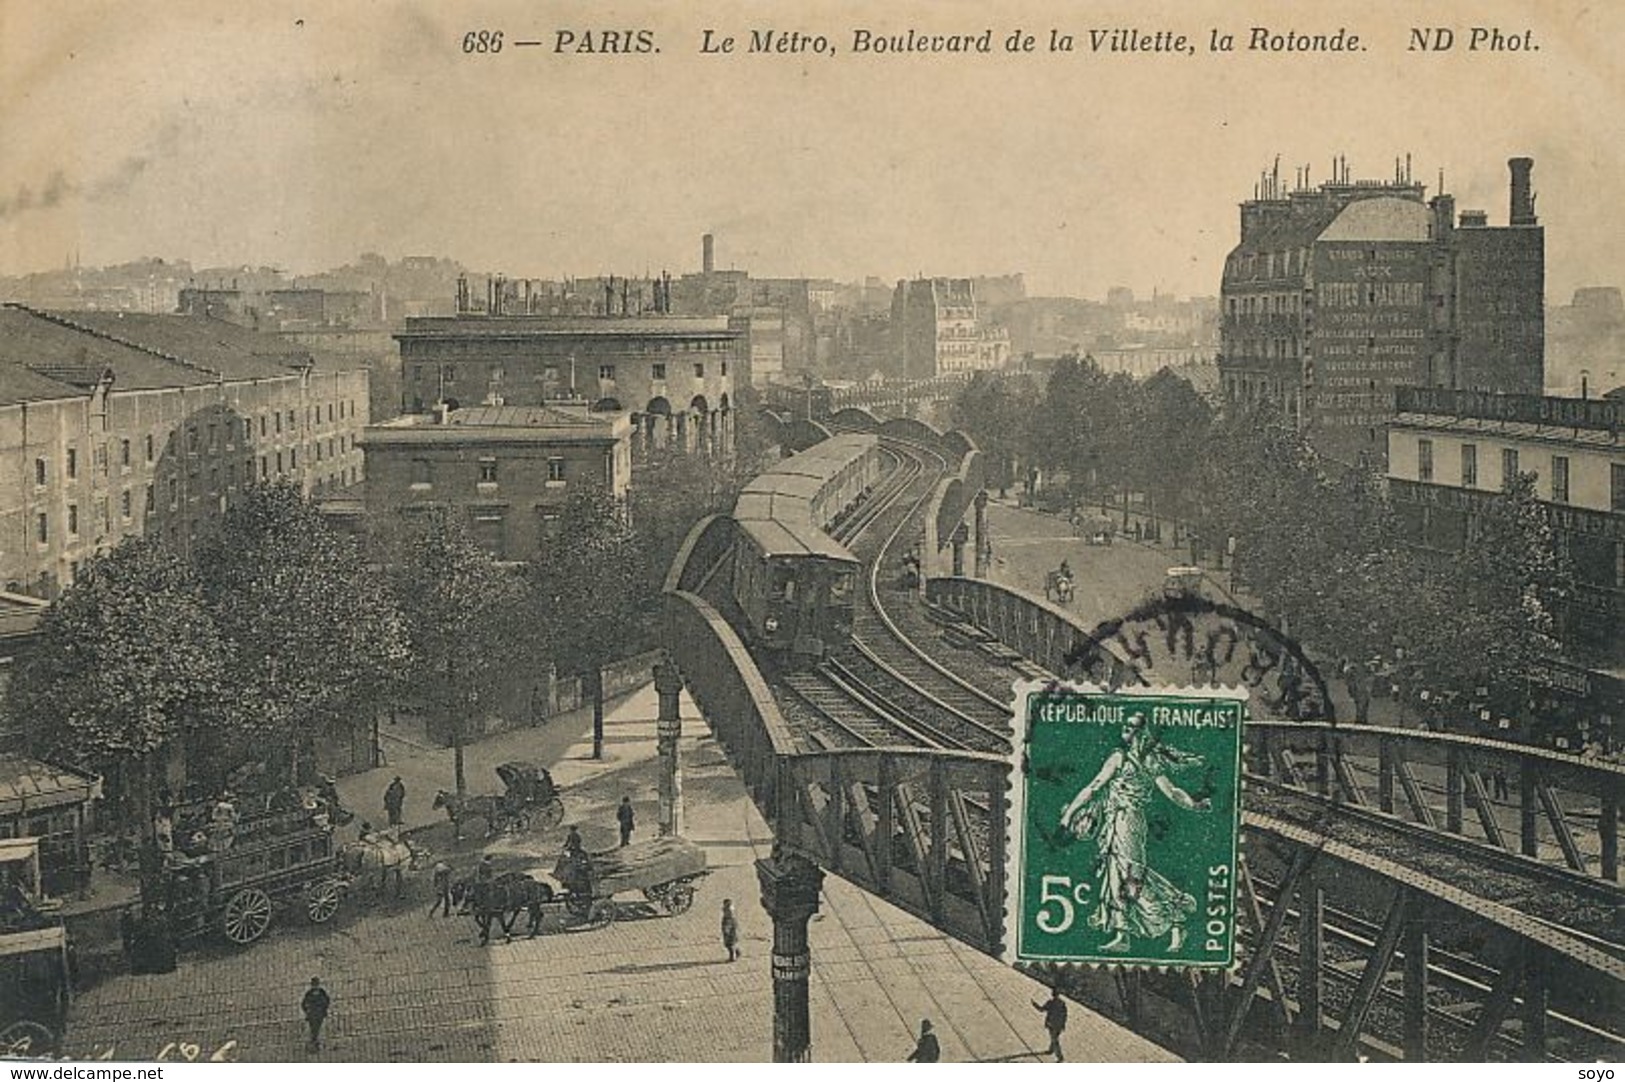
<box><xmin>1387</xmin><ymin>386</ymin><xmax>1624</xmax><ymax>680</ymax></box>
<box><xmin>360</xmin><ymin>403</ymin><xmax>632</xmax><ymax>562</ymax></box>
<box><xmin>0</xmin><ymin>306</ymin><xmax>370</xmax><ymax>597</ymax></box>
<box><xmin>394</xmin><ymin>310</ymin><xmax>739</xmax><ymax>459</ymax></box>
<box><xmin>1220</xmin><ymin>157</ymin><xmax>1544</xmax><ymax>465</ymax></box>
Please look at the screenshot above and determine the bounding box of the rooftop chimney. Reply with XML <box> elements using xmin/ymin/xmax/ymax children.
<box><xmin>1509</xmin><ymin>157</ymin><xmax>1537</xmax><ymax>225</ymax></box>
<box><xmin>702</xmin><ymin>233</ymin><xmax>715</xmax><ymax>275</ymax></box>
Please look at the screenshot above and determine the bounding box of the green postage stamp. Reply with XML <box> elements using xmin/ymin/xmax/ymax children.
<box><xmin>1007</xmin><ymin>682</ymin><xmax>1247</xmax><ymax>969</ymax></box>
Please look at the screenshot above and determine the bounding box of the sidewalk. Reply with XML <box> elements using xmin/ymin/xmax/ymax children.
<box><xmin>333</xmin><ymin>678</ymin><xmax>1177</xmax><ymax>1061</ymax></box>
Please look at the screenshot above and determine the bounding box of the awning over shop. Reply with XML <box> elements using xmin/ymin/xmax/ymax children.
<box><xmin>0</xmin><ymin>755</ymin><xmax>102</xmax><ymax>818</ymax></box>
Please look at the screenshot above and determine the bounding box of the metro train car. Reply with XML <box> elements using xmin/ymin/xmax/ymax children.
<box><xmin>731</xmin><ymin>435</ymin><xmax>882</xmax><ymax>664</ymax></box>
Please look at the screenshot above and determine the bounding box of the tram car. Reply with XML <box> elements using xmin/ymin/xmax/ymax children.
<box><xmin>731</xmin><ymin>435</ymin><xmax>882</xmax><ymax>664</ymax></box>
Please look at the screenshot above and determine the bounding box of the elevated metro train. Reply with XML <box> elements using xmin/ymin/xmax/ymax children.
<box><xmin>731</xmin><ymin>434</ymin><xmax>884</xmax><ymax>664</ymax></box>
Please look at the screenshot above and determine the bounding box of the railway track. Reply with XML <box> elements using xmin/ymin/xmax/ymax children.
<box><xmin>733</xmin><ymin>430</ymin><xmax>1621</xmax><ymax>1059</ymax></box>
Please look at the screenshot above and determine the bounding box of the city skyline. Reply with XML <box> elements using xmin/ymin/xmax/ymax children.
<box><xmin>3</xmin><ymin>0</ymin><xmax>1624</xmax><ymax>301</ymax></box>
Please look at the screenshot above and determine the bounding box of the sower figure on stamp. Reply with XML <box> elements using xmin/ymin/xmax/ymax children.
<box><xmin>301</xmin><ymin>976</ymin><xmax>330</xmax><ymax>1052</ymax></box>
<box><xmin>1059</xmin><ymin>712</ymin><xmax>1209</xmax><ymax>953</ymax></box>
<box><xmin>1033</xmin><ymin>989</ymin><xmax>1068</xmax><ymax>1061</ymax></box>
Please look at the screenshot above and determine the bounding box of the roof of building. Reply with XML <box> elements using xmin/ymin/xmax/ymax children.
<box><xmin>0</xmin><ymin>361</ymin><xmax>82</xmax><ymax>406</ymax></box>
<box><xmin>448</xmin><ymin>405</ymin><xmax>618</xmax><ymax>429</ymax></box>
<box><xmin>1319</xmin><ymin>196</ymin><xmax>1433</xmax><ymax>242</ymax></box>
<box><xmin>0</xmin><ymin>306</ymin><xmax>217</xmax><ymax>391</ymax></box>
<box><xmin>363</xmin><ymin>404</ymin><xmax>630</xmax><ymax>445</ymax></box>
<box><xmin>396</xmin><ymin>315</ymin><xmax>737</xmax><ymax>339</ymax></box>
<box><xmin>0</xmin><ymin>755</ymin><xmax>102</xmax><ymax>817</ymax></box>
<box><xmin>51</xmin><ymin>311</ymin><xmax>326</xmax><ymax>380</ymax></box>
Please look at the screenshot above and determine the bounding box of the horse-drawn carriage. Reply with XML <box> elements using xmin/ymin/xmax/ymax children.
<box><xmin>132</xmin><ymin>806</ymin><xmax>348</xmax><ymax>950</ymax></box>
<box><xmin>434</xmin><ymin>761</ymin><xmax>565</xmax><ymax>839</ymax></box>
<box><xmin>466</xmin><ymin>836</ymin><xmax>708</xmax><ymax>942</ymax></box>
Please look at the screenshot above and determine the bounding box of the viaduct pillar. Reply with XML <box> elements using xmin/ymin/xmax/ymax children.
<box><xmin>756</xmin><ymin>848</ymin><xmax>824</xmax><ymax>1062</ymax></box>
<box><xmin>655</xmin><ymin>660</ymin><xmax>684</xmax><ymax>837</ymax></box>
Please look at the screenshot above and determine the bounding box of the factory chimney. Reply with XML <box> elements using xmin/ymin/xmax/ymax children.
<box><xmin>702</xmin><ymin>233</ymin><xmax>715</xmax><ymax>275</ymax></box>
<box><xmin>1509</xmin><ymin>157</ymin><xmax>1537</xmax><ymax>225</ymax></box>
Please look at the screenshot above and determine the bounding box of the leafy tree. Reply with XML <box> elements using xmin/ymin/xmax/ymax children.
<box><xmin>531</xmin><ymin>484</ymin><xmax>646</xmax><ymax>758</ymax></box>
<box><xmin>1130</xmin><ymin>370</ymin><xmax>1214</xmax><ymax>528</ymax></box>
<box><xmin>386</xmin><ymin>507</ymin><xmax>526</xmax><ymax>798</ymax></box>
<box><xmin>950</xmin><ymin>371</ymin><xmax>1039</xmax><ymax>496</ymax></box>
<box><xmin>10</xmin><ymin>537</ymin><xmax>229</xmax><ymax>845</ymax></box>
<box><xmin>1404</xmin><ymin>473</ymin><xmax>1571</xmax><ymax>723</ymax></box>
<box><xmin>630</xmin><ymin>444</ymin><xmax>749</xmax><ymax>595</ymax></box>
<box><xmin>194</xmin><ymin>482</ymin><xmax>406</xmax><ymax>785</ymax></box>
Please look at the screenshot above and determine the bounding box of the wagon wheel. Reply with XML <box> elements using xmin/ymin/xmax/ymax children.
<box><xmin>535</xmin><ymin>797</ymin><xmax>564</xmax><ymax>831</ymax></box>
<box><xmin>221</xmin><ymin>887</ymin><xmax>273</xmax><ymax>944</ymax></box>
<box><xmin>1</xmin><ymin>1019</ymin><xmax>57</xmax><ymax>1057</ymax></box>
<box><xmin>642</xmin><ymin>883</ymin><xmax>668</xmax><ymax>904</ymax></box>
<box><xmin>589</xmin><ymin>898</ymin><xmax>617</xmax><ymax>927</ymax></box>
<box><xmin>661</xmin><ymin>882</ymin><xmax>696</xmax><ymax>915</ymax></box>
<box><xmin>565</xmin><ymin>894</ymin><xmax>594</xmax><ymax>921</ymax></box>
<box><xmin>305</xmin><ymin>877</ymin><xmax>344</xmax><ymax>924</ymax></box>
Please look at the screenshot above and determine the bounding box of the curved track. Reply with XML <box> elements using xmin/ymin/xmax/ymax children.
<box><xmin>732</xmin><ymin>431</ymin><xmax>1622</xmax><ymax>1061</ymax></box>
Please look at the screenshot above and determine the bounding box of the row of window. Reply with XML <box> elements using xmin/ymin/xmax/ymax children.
<box><xmin>411</xmin><ymin>361</ymin><xmax>727</xmax><ymax>386</ymax></box>
<box><xmin>1414</xmin><ymin>439</ymin><xmax>1611</xmax><ymax>507</ymax></box>
<box><xmin>34</xmin><ymin>455</ymin><xmax>360</xmax><ymax>546</ymax></box>
<box><xmin>416</xmin><ymin>457</ymin><xmax>567</xmax><ymax>486</ymax></box>
<box><xmin>30</xmin><ymin>404</ymin><xmax>359</xmax><ymax>488</ymax></box>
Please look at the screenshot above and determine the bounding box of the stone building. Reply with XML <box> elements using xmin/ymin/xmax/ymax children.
<box><xmin>394</xmin><ymin>311</ymin><xmax>739</xmax><ymax>458</ymax></box>
<box><xmin>360</xmin><ymin>403</ymin><xmax>633</xmax><ymax>561</ymax></box>
<box><xmin>890</xmin><ymin>278</ymin><xmax>1011</xmax><ymax>379</ymax></box>
<box><xmin>0</xmin><ymin>306</ymin><xmax>370</xmax><ymax>597</ymax></box>
<box><xmin>1220</xmin><ymin>157</ymin><xmax>1544</xmax><ymax>465</ymax></box>
<box><xmin>1387</xmin><ymin>386</ymin><xmax>1624</xmax><ymax>672</ymax></box>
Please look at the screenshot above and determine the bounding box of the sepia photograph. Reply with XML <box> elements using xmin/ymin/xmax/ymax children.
<box><xmin>0</xmin><ymin>0</ymin><xmax>1620</xmax><ymax>1066</ymax></box>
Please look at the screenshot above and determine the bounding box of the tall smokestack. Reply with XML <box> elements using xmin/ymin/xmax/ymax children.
<box><xmin>702</xmin><ymin>233</ymin><xmax>715</xmax><ymax>275</ymax></box>
<box><xmin>1509</xmin><ymin>157</ymin><xmax>1536</xmax><ymax>225</ymax></box>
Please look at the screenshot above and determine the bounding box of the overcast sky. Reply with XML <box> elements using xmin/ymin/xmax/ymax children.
<box><xmin>3</xmin><ymin>0</ymin><xmax>1622</xmax><ymax>301</ymax></box>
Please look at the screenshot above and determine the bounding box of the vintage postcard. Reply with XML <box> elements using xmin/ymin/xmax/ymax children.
<box><xmin>1</xmin><ymin>0</ymin><xmax>1620</xmax><ymax>1067</ymax></box>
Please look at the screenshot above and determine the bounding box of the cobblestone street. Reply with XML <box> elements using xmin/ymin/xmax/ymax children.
<box><xmin>62</xmin><ymin>685</ymin><xmax>1175</xmax><ymax>1063</ymax></box>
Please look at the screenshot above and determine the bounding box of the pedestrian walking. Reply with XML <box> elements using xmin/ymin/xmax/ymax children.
<box><xmin>428</xmin><ymin>859</ymin><xmax>453</xmax><ymax>918</ymax></box>
<box><xmin>1492</xmin><ymin>767</ymin><xmax>1510</xmax><ymax>801</ymax></box>
<box><xmin>1033</xmin><ymin>989</ymin><xmax>1068</xmax><ymax>1061</ymax></box>
<box><xmin>301</xmin><ymin>976</ymin><xmax>330</xmax><ymax>1052</ymax></box>
<box><xmin>617</xmin><ymin>796</ymin><xmax>635</xmax><ymax>847</ymax></box>
<box><xmin>907</xmin><ymin>1019</ymin><xmax>940</xmax><ymax>1062</ymax></box>
<box><xmin>383</xmin><ymin>776</ymin><xmax>406</xmax><ymax>827</ymax></box>
<box><xmin>721</xmin><ymin>898</ymin><xmax>739</xmax><ymax>962</ymax></box>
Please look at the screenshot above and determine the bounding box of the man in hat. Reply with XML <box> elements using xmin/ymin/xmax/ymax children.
<box><xmin>907</xmin><ymin>1019</ymin><xmax>939</xmax><ymax>1062</ymax></box>
<box><xmin>301</xmin><ymin>976</ymin><xmax>331</xmax><ymax>1052</ymax></box>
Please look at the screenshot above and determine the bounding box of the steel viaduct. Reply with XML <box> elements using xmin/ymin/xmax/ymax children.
<box><xmin>654</xmin><ymin>415</ymin><xmax>1623</xmax><ymax>1063</ymax></box>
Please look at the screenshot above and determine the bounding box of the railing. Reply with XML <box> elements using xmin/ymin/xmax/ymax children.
<box><xmin>670</xmin><ymin>433</ymin><xmax>1625</xmax><ymax>1061</ymax></box>
<box><xmin>1251</xmin><ymin>720</ymin><xmax>1623</xmax><ymax>881</ymax></box>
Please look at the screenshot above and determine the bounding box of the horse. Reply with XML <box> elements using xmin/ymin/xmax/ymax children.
<box><xmin>340</xmin><ymin>831</ymin><xmax>429</xmax><ymax>896</ymax></box>
<box><xmin>457</xmin><ymin>872</ymin><xmax>556</xmax><ymax>943</ymax></box>
<box><xmin>1044</xmin><ymin>568</ymin><xmax>1074</xmax><ymax>605</ymax></box>
<box><xmin>432</xmin><ymin>791</ymin><xmax>517</xmax><ymax>839</ymax></box>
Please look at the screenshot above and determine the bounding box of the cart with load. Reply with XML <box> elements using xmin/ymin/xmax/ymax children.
<box><xmin>552</xmin><ymin>835</ymin><xmax>709</xmax><ymax>922</ymax></box>
<box><xmin>467</xmin><ymin>836</ymin><xmax>708</xmax><ymax>940</ymax></box>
